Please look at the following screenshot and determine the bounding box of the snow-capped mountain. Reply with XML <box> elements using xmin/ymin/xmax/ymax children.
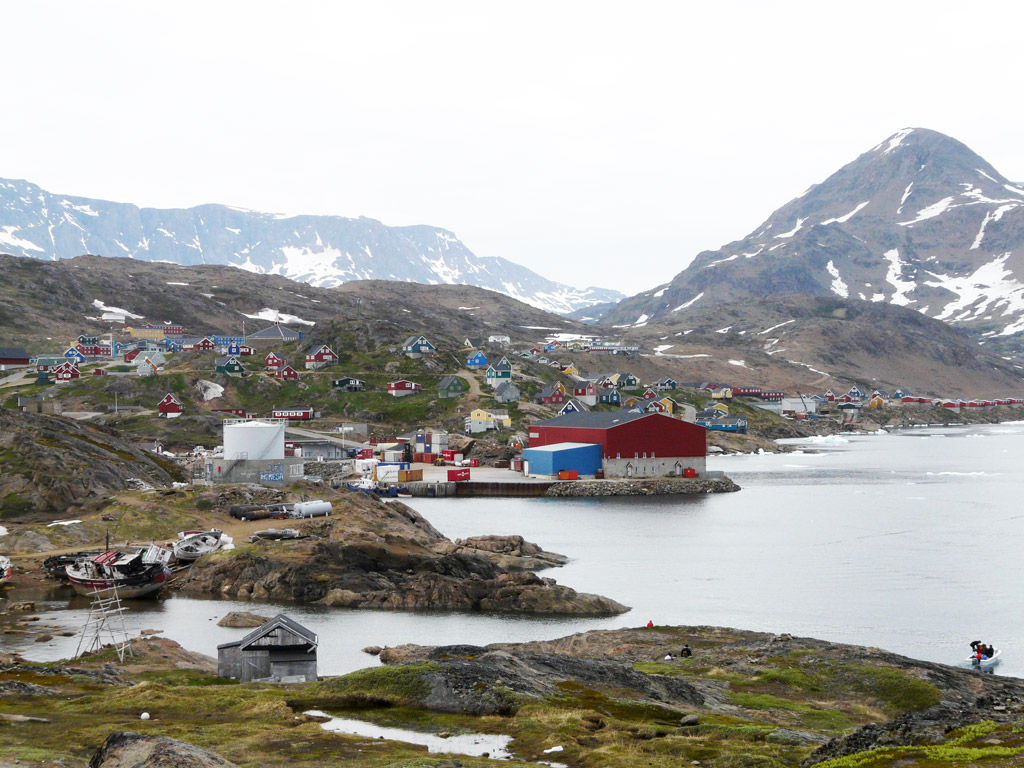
<box><xmin>0</xmin><ymin>178</ymin><xmax>621</xmax><ymax>314</ymax></box>
<box><xmin>605</xmin><ymin>128</ymin><xmax>1024</xmax><ymax>340</ymax></box>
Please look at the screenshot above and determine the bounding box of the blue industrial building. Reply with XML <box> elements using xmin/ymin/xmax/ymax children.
<box><xmin>521</xmin><ymin>442</ymin><xmax>602</xmax><ymax>478</ymax></box>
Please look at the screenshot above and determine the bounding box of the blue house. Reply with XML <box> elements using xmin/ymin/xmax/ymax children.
<box><xmin>466</xmin><ymin>351</ymin><xmax>487</xmax><ymax>369</ymax></box>
<box><xmin>64</xmin><ymin>346</ymin><xmax>86</xmax><ymax>362</ymax></box>
<box><xmin>558</xmin><ymin>399</ymin><xmax>585</xmax><ymax>415</ymax></box>
<box><xmin>597</xmin><ymin>389</ymin><xmax>621</xmax><ymax>406</ymax></box>
<box><xmin>401</xmin><ymin>335</ymin><xmax>436</xmax><ymax>359</ymax></box>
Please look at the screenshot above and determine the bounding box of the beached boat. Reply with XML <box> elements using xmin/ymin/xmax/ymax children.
<box><xmin>173</xmin><ymin>529</ymin><xmax>228</xmax><ymax>561</ymax></box>
<box><xmin>0</xmin><ymin>555</ymin><xmax>12</xmax><ymax>585</ymax></box>
<box><xmin>65</xmin><ymin>545</ymin><xmax>171</xmax><ymax>598</ymax></box>
<box><xmin>966</xmin><ymin>649</ymin><xmax>1002</xmax><ymax>671</ymax></box>
<box><xmin>347</xmin><ymin>479</ymin><xmax>409</xmax><ymax>497</ymax></box>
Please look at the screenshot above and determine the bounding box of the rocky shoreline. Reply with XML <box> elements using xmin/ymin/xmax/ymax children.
<box><xmin>180</xmin><ymin>495</ymin><xmax>628</xmax><ymax>615</ymax></box>
<box><xmin>545</xmin><ymin>476</ymin><xmax>740</xmax><ymax>496</ymax></box>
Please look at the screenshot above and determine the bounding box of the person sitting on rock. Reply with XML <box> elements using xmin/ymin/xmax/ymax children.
<box><xmin>646</xmin><ymin>620</ymin><xmax>654</xmax><ymax>628</ymax></box>
<box><xmin>680</xmin><ymin>644</ymin><xmax>692</xmax><ymax>658</ymax></box>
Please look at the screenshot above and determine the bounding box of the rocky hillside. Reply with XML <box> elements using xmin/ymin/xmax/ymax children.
<box><xmin>606</xmin><ymin>128</ymin><xmax>1024</xmax><ymax>350</ymax></box>
<box><xmin>0</xmin><ymin>177</ymin><xmax>622</xmax><ymax>314</ymax></box>
<box><xmin>0</xmin><ymin>409</ymin><xmax>184</xmax><ymax>519</ymax></box>
<box><xmin>0</xmin><ymin>254</ymin><xmax>580</xmax><ymax>350</ymax></box>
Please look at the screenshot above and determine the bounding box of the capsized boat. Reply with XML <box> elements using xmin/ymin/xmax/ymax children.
<box><xmin>172</xmin><ymin>529</ymin><xmax>232</xmax><ymax>561</ymax></box>
<box><xmin>0</xmin><ymin>555</ymin><xmax>12</xmax><ymax>585</ymax></box>
<box><xmin>65</xmin><ymin>545</ymin><xmax>171</xmax><ymax>598</ymax></box>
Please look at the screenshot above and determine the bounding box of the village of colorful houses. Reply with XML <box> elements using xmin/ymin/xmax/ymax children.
<box><xmin>3</xmin><ymin>320</ymin><xmax>1023</xmax><ymax>489</ymax></box>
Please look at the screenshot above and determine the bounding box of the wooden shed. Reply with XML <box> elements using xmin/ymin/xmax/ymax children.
<box><xmin>217</xmin><ymin>614</ymin><xmax>318</xmax><ymax>683</ymax></box>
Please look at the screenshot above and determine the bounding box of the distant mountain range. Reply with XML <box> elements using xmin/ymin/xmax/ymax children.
<box><xmin>0</xmin><ymin>177</ymin><xmax>622</xmax><ymax>315</ymax></box>
<box><xmin>604</xmin><ymin>128</ymin><xmax>1024</xmax><ymax>346</ymax></box>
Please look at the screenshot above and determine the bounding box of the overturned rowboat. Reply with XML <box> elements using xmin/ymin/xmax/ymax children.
<box><xmin>173</xmin><ymin>529</ymin><xmax>233</xmax><ymax>561</ymax></box>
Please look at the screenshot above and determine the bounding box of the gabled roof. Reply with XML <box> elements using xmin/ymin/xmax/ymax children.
<box><xmin>402</xmin><ymin>334</ymin><xmax>434</xmax><ymax>348</ymax></box>
<box><xmin>248</xmin><ymin>324</ymin><xmax>302</xmax><ymax>340</ymax></box>
<box><xmin>494</xmin><ymin>381</ymin><xmax>519</xmax><ymax>395</ymax></box>
<box><xmin>217</xmin><ymin>614</ymin><xmax>318</xmax><ymax>651</ymax></box>
<box><xmin>534</xmin><ymin>411</ymin><xmax>651</xmax><ymax>429</ymax></box>
<box><xmin>273</xmin><ymin>404</ymin><xmax>313</xmax><ymax>411</ymax></box>
<box><xmin>0</xmin><ymin>347</ymin><xmax>29</xmax><ymax>359</ymax></box>
<box><xmin>438</xmin><ymin>375</ymin><xmax>463</xmax><ymax>389</ymax></box>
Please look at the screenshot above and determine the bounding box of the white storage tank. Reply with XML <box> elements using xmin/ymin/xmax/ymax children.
<box><xmin>293</xmin><ymin>501</ymin><xmax>332</xmax><ymax>518</ymax></box>
<box><xmin>223</xmin><ymin>421</ymin><xmax>285</xmax><ymax>461</ymax></box>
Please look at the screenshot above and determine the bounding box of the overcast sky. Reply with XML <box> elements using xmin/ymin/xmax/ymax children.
<box><xmin>2</xmin><ymin>1</ymin><xmax>1023</xmax><ymax>295</ymax></box>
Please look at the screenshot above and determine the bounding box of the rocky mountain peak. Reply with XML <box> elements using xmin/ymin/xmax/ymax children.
<box><xmin>605</xmin><ymin>128</ymin><xmax>1024</xmax><ymax>350</ymax></box>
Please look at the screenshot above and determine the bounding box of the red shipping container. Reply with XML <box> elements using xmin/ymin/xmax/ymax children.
<box><xmin>442</xmin><ymin>449</ymin><xmax>456</xmax><ymax>461</ymax></box>
<box><xmin>683</xmin><ymin>467</ymin><xmax>697</xmax><ymax>478</ymax></box>
<box><xmin>468</xmin><ymin>458</ymin><xmax>480</xmax><ymax>467</ymax></box>
<box><xmin>360</xmin><ymin>448</ymin><xmax>374</xmax><ymax>459</ymax></box>
<box><xmin>448</xmin><ymin>468</ymin><xmax>470</xmax><ymax>482</ymax></box>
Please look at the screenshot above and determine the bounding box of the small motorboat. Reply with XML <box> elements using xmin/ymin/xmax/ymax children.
<box><xmin>966</xmin><ymin>649</ymin><xmax>1002</xmax><ymax>671</ymax></box>
<box><xmin>0</xmin><ymin>555</ymin><xmax>12</xmax><ymax>585</ymax></box>
<box><xmin>347</xmin><ymin>478</ymin><xmax>409</xmax><ymax>497</ymax></box>
<box><xmin>65</xmin><ymin>545</ymin><xmax>171</xmax><ymax>598</ymax></box>
<box><xmin>173</xmin><ymin>529</ymin><xmax>229</xmax><ymax>561</ymax></box>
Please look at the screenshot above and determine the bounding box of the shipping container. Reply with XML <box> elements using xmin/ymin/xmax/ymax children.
<box><xmin>384</xmin><ymin>450</ymin><xmax>404</xmax><ymax>463</ymax></box>
<box><xmin>441</xmin><ymin>449</ymin><xmax>457</xmax><ymax>461</ymax></box>
<box><xmin>468</xmin><ymin>458</ymin><xmax>480</xmax><ymax>467</ymax></box>
<box><xmin>510</xmin><ymin>457</ymin><xmax>523</xmax><ymax>471</ymax></box>
<box><xmin>522</xmin><ymin>442</ymin><xmax>602</xmax><ymax>477</ymax></box>
<box><xmin>398</xmin><ymin>469</ymin><xmax>423</xmax><ymax>483</ymax></box>
<box><xmin>377</xmin><ymin>465</ymin><xmax>400</xmax><ymax>483</ymax></box>
<box><xmin>495</xmin><ymin>459</ymin><xmax>511</xmax><ymax>469</ymax></box>
<box><xmin>359</xmin><ymin>448</ymin><xmax>374</xmax><ymax>459</ymax></box>
<box><xmin>557</xmin><ymin>470</ymin><xmax>579</xmax><ymax>480</ymax></box>
<box><xmin>448</xmin><ymin>468</ymin><xmax>471</xmax><ymax>482</ymax></box>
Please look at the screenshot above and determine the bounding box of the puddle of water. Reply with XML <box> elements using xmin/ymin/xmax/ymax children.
<box><xmin>306</xmin><ymin>710</ymin><xmax>513</xmax><ymax>758</ymax></box>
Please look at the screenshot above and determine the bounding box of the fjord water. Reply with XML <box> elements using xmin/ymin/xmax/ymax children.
<box><xmin>6</xmin><ymin>424</ymin><xmax>1023</xmax><ymax>676</ymax></box>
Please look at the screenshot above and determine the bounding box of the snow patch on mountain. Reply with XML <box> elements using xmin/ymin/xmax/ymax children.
<box><xmin>925</xmin><ymin>254</ymin><xmax>1024</xmax><ymax>330</ymax></box>
<box><xmin>241</xmin><ymin>308</ymin><xmax>315</xmax><ymax>326</ymax></box>
<box><xmin>899</xmin><ymin>196</ymin><xmax>955</xmax><ymax>226</ymax></box>
<box><xmin>971</xmin><ymin>204</ymin><xmax>1016</xmax><ymax>250</ymax></box>
<box><xmin>774</xmin><ymin>218</ymin><xmax>807</xmax><ymax>239</ymax></box>
<box><xmin>672</xmin><ymin>292</ymin><xmax>703</xmax><ymax>312</ymax></box>
<box><xmin>821</xmin><ymin>201</ymin><xmax>869</xmax><ymax>225</ymax></box>
<box><xmin>882</xmin><ymin>250</ymin><xmax>916</xmax><ymax>307</ymax></box>
<box><xmin>826</xmin><ymin>260</ymin><xmax>849</xmax><ymax>298</ymax></box>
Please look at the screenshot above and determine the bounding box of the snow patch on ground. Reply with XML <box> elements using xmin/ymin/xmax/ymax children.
<box><xmin>826</xmin><ymin>260</ymin><xmax>849</xmax><ymax>298</ymax></box>
<box><xmin>924</xmin><ymin>253</ymin><xmax>1024</xmax><ymax>332</ymax></box>
<box><xmin>634</xmin><ymin>314</ymin><xmax>649</xmax><ymax>327</ymax></box>
<box><xmin>653</xmin><ymin>344</ymin><xmax>674</xmax><ymax>353</ymax></box>
<box><xmin>897</xmin><ymin>182</ymin><xmax>914</xmax><ymax>214</ymax></box>
<box><xmin>196</xmin><ymin>380</ymin><xmax>224</xmax><ymax>401</ymax></box>
<box><xmin>759</xmin><ymin>319</ymin><xmax>795</xmax><ymax>335</ymax></box>
<box><xmin>899</xmin><ymin>196</ymin><xmax>954</xmax><ymax>226</ymax></box>
<box><xmin>92</xmin><ymin>299</ymin><xmax>143</xmax><ymax>320</ymax></box>
<box><xmin>774</xmin><ymin>218</ymin><xmax>806</xmax><ymax>239</ymax></box>
<box><xmin>821</xmin><ymin>201</ymin><xmax>869</xmax><ymax>225</ymax></box>
<box><xmin>787</xmin><ymin>359</ymin><xmax>829</xmax><ymax>377</ymax></box>
<box><xmin>882</xmin><ymin>249</ymin><xmax>916</xmax><ymax>306</ymax></box>
<box><xmin>672</xmin><ymin>292</ymin><xmax>704</xmax><ymax>311</ymax></box>
<box><xmin>970</xmin><ymin>204</ymin><xmax>1016</xmax><ymax>250</ymax></box>
<box><xmin>166</xmin><ymin>282</ymin><xmax>189</xmax><ymax>286</ymax></box>
<box><xmin>241</xmin><ymin>308</ymin><xmax>315</xmax><ymax>326</ymax></box>
<box><xmin>728</xmin><ymin>359</ymin><xmax>748</xmax><ymax>368</ymax></box>
<box><xmin>715</xmin><ymin>326</ymin><xmax>732</xmax><ymax>334</ymax></box>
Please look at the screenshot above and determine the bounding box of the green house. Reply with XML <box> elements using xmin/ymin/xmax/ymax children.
<box><xmin>437</xmin><ymin>375</ymin><xmax>465</xmax><ymax>398</ymax></box>
<box><xmin>215</xmin><ymin>355</ymin><xmax>246</xmax><ymax>377</ymax></box>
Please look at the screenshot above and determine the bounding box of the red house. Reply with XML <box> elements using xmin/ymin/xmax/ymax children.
<box><xmin>528</xmin><ymin>411</ymin><xmax>706</xmax><ymax>477</ymax></box>
<box><xmin>92</xmin><ymin>368</ymin><xmax>107</xmax><ymax>376</ymax></box>
<box><xmin>0</xmin><ymin>347</ymin><xmax>31</xmax><ymax>367</ymax></box>
<box><xmin>733</xmin><ymin>386</ymin><xmax>762</xmax><ymax>397</ymax></box>
<box><xmin>304</xmin><ymin>344</ymin><xmax>338</xmax><ymax>370</ymax></box>
<box><xmin>761</xmin><ymin>391</ymin><xmax>784</xmax><ymax>401</ymax></box>
<box><xmin>271</xmin><ymin>406</ymin><xmax>314</xmax><ymax>420</ymax></box>
<box><xmin>123</xmin><ymin>348</ymin><xmax>142</xmax><ymax>363</ymax></box>
<box><xmin>265</xmin><ymin>352</ymin><xmax>284</xmax><ymax>370</ymax></box>
<box><xmin>54</xmin><ymin>362</ymin><xmax>80</xmax><ymax>382</ymax></box>
<box><xmin>157</xmin><ymin>393</ymin><xmax>184</xmax><ymax>417</ymax></box>
<box><xmin>196</xmin><ymin>337</ymin><xmax>216</xmax><ymax>351</ymax></box>
<box><xmin>642</xmin><ymin>387</ymin><xmax>659</xmax><ymax>400</ymax></box>
<box><xmin>276</xmin><ymin>365</ymin><xmax>299</xmax><ymax>380</ymax></box>
<box><xmin>388</xmin><ymin>379</ymin><xmax>421</xmax><ymax>398</ymax></box>
<box><xmin>212</xmin><ymin>408</ymin><xmax>248</xmax><ymax>417</ymax></box>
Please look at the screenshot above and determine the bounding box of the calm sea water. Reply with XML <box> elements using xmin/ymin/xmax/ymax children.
<box><xmin>4</xmin><ymin>423</ymin><xmax>1023</xmax><ymax>676</ymax></box>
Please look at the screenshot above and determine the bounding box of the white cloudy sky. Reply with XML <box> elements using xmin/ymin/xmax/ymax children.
<box><xmin>2</xmin><ymin>1</ymin><xmax>1023</xmax><ymax>295</ymax></box>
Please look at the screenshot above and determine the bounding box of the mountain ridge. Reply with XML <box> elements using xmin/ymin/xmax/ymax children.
<box><xmin>0</xmin><ymin>176</ymin><xmax>622</xmax><ymax>315</ymax></box>
<box><xmin>604</xmin><ymin>127</ymin><xmax>1024</xmax><ymax>351</ymax></box>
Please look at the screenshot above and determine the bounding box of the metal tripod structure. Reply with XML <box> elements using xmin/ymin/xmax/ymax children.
<box><xmin>74</xmin><ymin>583</ymin><xmax>134</xmax><ymax>662</ymax></box>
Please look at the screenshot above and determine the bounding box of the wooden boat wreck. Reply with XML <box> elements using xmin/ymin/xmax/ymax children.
<box><xmin>0</xmin><ymin>555</ymin><xmax>11</xmax><ymax>585</ymax></box>
<box><xmin>65</xmin><ymin>545</ymin><xmax>171</xmax><ymax>598</ymax></box>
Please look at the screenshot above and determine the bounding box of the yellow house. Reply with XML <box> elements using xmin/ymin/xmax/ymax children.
<box><xmin>868</xmin><ymin>396</ymin><xmax>884</xmax><ymax>409</ymax></box>
<box><xmin>552</xmin><ymin>381</ymin><xmax>566</xmax><ymax>395</ymax></box>
<box><xmin>561</xmin><ymin>363</ymin><xmax>579</xmax><ymax>377</ymax></box>
<box><xmin>124</xmin><ymin>326</ymin><xmax>166</xmax><ymax>340</ymax></box>
<box><xmin>657</xmin><ymin>397</ymin><xmax>676</xmax><ymax>415</ymax></box>
<box><xmin>466</xmin><ymin>408</ymin><xmax>512</xmax><ymax>433</ymax></box>
<box><xmin>711</xmin><ymin>387</ymin><xmax>733</xmax><ymax>400</ymax></box>
<box><xmin>708</xmin><ymin>402</ymin><xmax>730</xmax><ymax>415</ymax></box>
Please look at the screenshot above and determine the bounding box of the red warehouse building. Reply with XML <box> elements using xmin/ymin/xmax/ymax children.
<box><xmin>527</xmin><ymin>411</ymin><xmax>706</xmax><ymax>478</ymax></box>
<box><xmin>271</xmin><ymin>406</ymin><xmax>315</xmax><ymax>420</ymax></box>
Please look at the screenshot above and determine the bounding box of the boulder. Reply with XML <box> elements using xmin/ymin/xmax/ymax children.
<box><xmin>89</xmin><ymin>731</ymin><xmax>239</xmax><ymax>768</ymax></box>
<box><xmin>216</xmin><ymin>611</ymin><xmax>271</xmax><ymax>628</ymax></box>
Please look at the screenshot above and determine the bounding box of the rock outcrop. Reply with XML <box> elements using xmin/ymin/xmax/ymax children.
<box><xmin>183</xmin><ymin>496</ymin><xmax>627</xmax><ymax>615</ymax></box>
<box><xmin>0</xmin><ymin>409</ymin><xmax>184</xmax><ymax>517</ymax></box>
<box><xmin>89</xmin><ymin>731</ymin><xmax>238</xmax><ymax>768</ymax></box>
